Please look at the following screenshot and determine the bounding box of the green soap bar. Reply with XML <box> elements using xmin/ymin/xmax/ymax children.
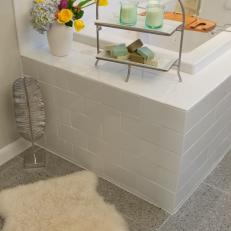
<box><xmin>145</xmin><ymin>57</ymin><xmax>158</xmax><ymax>67</ymax></box>
<box><xmin>116</xmin><ymin>55</ymin><xmax>129</xmax><ymax>60</ymax></box>
<box><xmin>137</xmin><ymin>47</ymin><xmax>155</xmax><ymax>60</ymax></box>
<box><xmin>104</xmin><ymin>44</ymin><xmax>116</xmax><ymax>51</ymax></box>
<box><xmin>111</xmin><ymin>44</ymin><xmax>128</xmax><ymax>58</ymax></box>
<box><xmin>127</xmin><ymin>39</ymin><xmax>143</xmax><ymax>52</ymax></box>
<box><xmin>129</xmin><ymin>52</ymin><xmax>145</xmax><ymax>64</ymax></box>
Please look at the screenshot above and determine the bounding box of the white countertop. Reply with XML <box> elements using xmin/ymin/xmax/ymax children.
<box><xmin>21</xmin><ymin>40</ymin><xmax>231</xmax><ymax>111</ymax></box>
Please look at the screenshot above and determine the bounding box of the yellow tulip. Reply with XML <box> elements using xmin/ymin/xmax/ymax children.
<box><xmin>57</xmin><ymin>9</ymin><xmax>73</xmax><ymax>24</ymax></box>
<box><xmin>95</xmin><ymin>0</ymin><xmax>108</xmax><ymax>6</ymax></box>
<box><xmin>35</xmin><ymin>0</ymin><xmax>44</xmax><ymax>3</ymax></box>
<box><xmin>74</xmin><ymin>19</ymin><xmax>85</xmax><ymax>32</ymax></box>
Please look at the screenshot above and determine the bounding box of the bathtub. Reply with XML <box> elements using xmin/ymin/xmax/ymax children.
<box><xmin>74</xmin><ymin>0</ymin><xmax>231</xmax><ymax>74</ymax></box>
<box><xmin>12</xmin><ymin>0</ymin><xmax>231</xmax><ymax>213</ymax></box>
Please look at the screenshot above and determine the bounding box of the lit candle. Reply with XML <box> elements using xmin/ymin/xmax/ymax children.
<box><xmin>120</xmin><ymin>1</ymin><xmax>138</xmax><ymax>26</ymax></box>
<box><xmin>145</xmin><ymin>3</ymin><xmax>164</xmax><ymax>29</ymax></box>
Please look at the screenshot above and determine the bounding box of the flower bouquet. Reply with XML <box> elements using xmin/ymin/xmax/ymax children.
<box><xmin>31</xmin><ymin>0</ymin><xmax>108</xmax><ymax>56</ymax></box>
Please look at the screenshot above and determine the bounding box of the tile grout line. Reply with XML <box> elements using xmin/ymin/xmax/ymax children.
<box><xmin>202</xmin><ymin>182</ymin><xmax>231</xmax><ymax>196</ymax></box>
<box><xmin>155</xmin><ymin>213</ymin><xmax>172</xmax><ymax>231</ymax></box>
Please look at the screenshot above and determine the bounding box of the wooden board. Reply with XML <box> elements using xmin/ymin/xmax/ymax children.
<box><xmin>164</xmin><ymin>12</ymin><xmax>197</xmax><ymax>26</ymax></box>
<box><xmin>164</xmin><ymin>12</ymin><xmax>216</xmax><ymax>32</ymax></box>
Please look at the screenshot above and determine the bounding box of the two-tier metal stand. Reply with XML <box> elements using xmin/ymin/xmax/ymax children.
<box><xmin>95</xmin><ymin>0</ymin><xmax>185</xmax><ymax>82</ymax></box>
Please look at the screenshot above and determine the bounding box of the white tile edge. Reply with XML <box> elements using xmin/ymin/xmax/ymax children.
<box><xmin>0</xmin><ymin>138</ymin><xmax>31</xmax><ymax>166</ymax></box>
<box><xmin>36</xmin><ymin>143</ymin><xmax>175</xmax><ymax>214</ymax></box>
<box><xmin>172</xmin><ymin>144</ymin><xmax>231</xmax><ymax>215</ymax></box>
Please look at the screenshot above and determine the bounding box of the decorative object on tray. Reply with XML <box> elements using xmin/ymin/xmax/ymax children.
<box><xmin>127</xmin><ymin>38</ymin><xmax>143</xmax><ymax>52</ymax></box>
<box><xmin>145</xmin><ymin>0</ymin><xmax>164</xmax><ymax>29</ymax></box>
<box><xmin>13</xmin><ymin>77</ymin><xmax>46</xmax><ymax>169</ymax></box>
<box><xmin>103</xmin><ymin>40</ymin><xmax>159</xmax><ymax>67</ymax></box>
<box><xmin>31</xmin><ymin>0</ymin><xmax>108</xmax><ymax>56</ymax></box>
<box><xmin>120</xmin><ymin>0</ymin><xmax>138</xmax><ymax>26</ymax></box>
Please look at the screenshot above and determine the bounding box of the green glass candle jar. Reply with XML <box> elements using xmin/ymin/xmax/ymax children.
<box><xmin>145</xmin><ymin>1</ymin><xmax>164</xmax><ymax>29</ymax></box>
<box><xmin>120</xmin><ymin>0</ymin><xmax>138</xmax><ymax>26</ymax></box>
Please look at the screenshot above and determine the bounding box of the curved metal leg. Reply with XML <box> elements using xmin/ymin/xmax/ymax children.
<box><xmin>125</xmin><ymin>65</ymin><xmax>131</xmax><ymax>82</ymax></box>
<box><xmin>95</xmin><ymin>60</ymin><xmax>99</xmax><ymax>67</ymax></box>
<box><xmin>176</xmin><ymin>0</ymin><xmax>185</xmax><ymax>83</ymax></box>
<box><xmin>177</xmin><ymin>68</ymin><xmax>183</xmax><ymax>82</ymax></box>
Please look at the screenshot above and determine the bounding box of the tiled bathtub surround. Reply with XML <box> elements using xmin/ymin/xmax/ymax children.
<box><xmin>22</xmin><ymin>57</ymin><xmax>231</xmax><ymax>213</ymax></box>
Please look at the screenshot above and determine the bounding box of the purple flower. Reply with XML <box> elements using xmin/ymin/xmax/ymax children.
<box><xmin>59</xmin><ymin>0</ymin><xmax>68</xmax><ymax>9</ymax></box>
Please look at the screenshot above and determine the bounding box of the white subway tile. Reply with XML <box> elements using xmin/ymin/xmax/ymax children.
<box><xmin>122</xmin><ymin>115</ymin><xmax>159</xmax><ymax>144</ymax></box>
<box><xmin>39</xmin><ymin>81</ymin><xmax>55</xmax><ymax>105</ymax></box>
<box><xmin>141</xmin><ymin>98</ymin><xmax>162</xmax><ymax>123</ymax></box>
<box><xmin>102</xmin><ymin>124</ymin><xmax>141</xmax><ymax>156</ymax></box>
<box><xmin>88</xmin><ymin>137</ymin><xmax>122</xmax><ymax>165</ymax></box>
<box><xmin>53</xmin><ymin>67</ymin><xmax>70</xmax><ymax>89</ymax></box>
<box><xmin>135</xmin><ymin>175</ymin><xmax>176</xmax><ymax>212</ymax></box>
<box><xmin>55</xmin><ymin>107</ymin><xmax>71</xmax><ymax>125</ymax></box>
<box><xmin>58</xmin><ymin>124</ymin><xmax>88</xmax><ymax>149</ymax></box>
<box><xmin>183</xmin><ymin>109</ymin><xmax>216</xmax><ymax>151</ymax></box>
<box><xmin>185</xmin><ymin>83</ymin><xmax>230</xmax><ymax>132</ymax></box>
<box><xmin>68</xmin><ymin>75</ymin><xmax>102</xmax><ymax>100</ymax></box>
<box><xmin>141</xmin><ymin>98</ymin><xmax>186</xmax><ymax>132</ymax></box>
<box><xmin>104</xmin><ymin>163</ymin><xmax>137</xmax><ymax>190</ymax></box>
<box><xmin>176</xmin><ymin>159</ymin><xmax>212</xmax><ymax>206</ymax></box>
<box><xmin>99</xmin><ymin>85</ymin><xmax>122</xmax><ymax>110</ymax></box>
<box><xmin>215</xmin><ymin>93</ymin><xmax>231</xmax><ymax>119</ymax></box>
<box><xmin>182</xmin><ymin>110</ymin><xmax>230</xmax><ymax>167</ymax></box>
<box><xmin>179</xmin><ymin>147</ymin><xmax>208</xmax><ymax>188</ymax></box>
<box><xmin>208</xmin><ymin>80</ymin><xmax>229</xmax><ymax>108</ymax></box>
<box><xmin>122</xmin><ymin>114</ymin><xmax>183</xmax><ymax>153</ymax></box>
<box><xmin>45</xmin><ymin>131</ymin><xmax>73</xmax><ymax>158</ymax></box>
<box><xmin>71</xmin><ymin>112</ymin><xmax>102</xmax><ymax>137</ymax></box>
<box><xmin>22</xmin><ymin>57</ymin><xmax>38</xmax><ymax>78</ymax></box>
<box><xmin>121</xmin><ymin>153</ymin><xmax>178</xmax><ymax>192</ymax></box>
<box><xmin>44</xmin><ymin>117</ymin><xmax>58</xmax><ymax>137</ymax></box>
<box><xmin>185</xmin><ymin>95</ymin><xmax>211</xmax><ymax>132</ymax></box>
<box><xmin>36</xmin><ymin>136</ymin><xmax>46</xmax><ymax>146</ymax></box>
<box><xmin>37</xmin><ymin>62</ymin><xmax>56</xmax><ymax>85</ymax></box>
<box><xmin>84</xmin><ymin>98</ymin><xmax>121</xmax><ymax>128</ymax></box>
<box><xmin>208</xmin><ymin>136</ymin><xmax>231</xmax><ymax>168</ymax></box>
<box><xmin>73</xmin><ymin>146</ymin><xmax>103</xmax><ymax>175</ymax></box>
<box><xmin>159</xmin><ymin>127</ymin><xmax>183</xmax><ymax>153</ymax></box>
<box><xmin>140</xmin><ymin>140</ymin><xmax>181</xmax><ymax>174</ymax></box>
<box><xmin>53</xmin><ymin>87</ymin><xmax>84</xmax><ymax>112</ymax></box>
<box><xmin>120</xmin><ymin>91</ymin><xmax>141</xmax><ymax>117</ymax></box>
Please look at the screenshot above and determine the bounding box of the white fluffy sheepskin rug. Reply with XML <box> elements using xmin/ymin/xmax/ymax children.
<box><xmin>0</xmin><ymin>171</ymin><xmax>128</xmax><ymax>231</ymax></box>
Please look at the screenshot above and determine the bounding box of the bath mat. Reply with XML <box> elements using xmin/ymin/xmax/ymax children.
<box><xmin>0</xmin><ymin>171</ymin><xmax>128</xmax><ymax>231</ymax></box>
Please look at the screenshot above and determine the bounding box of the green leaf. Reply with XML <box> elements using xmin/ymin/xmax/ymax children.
<box><xmin>67</xmin><ymin>0</ymin><xmax>75</xmax><ymax>9</ymax></box>
<box><xmin>65</xmin><ymin>20</ymin><xmax>73</xmax><ymax>27</ymax></box>
<box><xmin>78</xmin><ymin>0</ymin><xmax>93</xmax><ymax>7</ymax></box>
<box><xmin>75</xmin><ymin>10</ymin><xmax>84</xmax><ymax>19</ymax></box>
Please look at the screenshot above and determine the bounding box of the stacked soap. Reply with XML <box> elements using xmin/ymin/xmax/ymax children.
<box><xmin>103</xmin><ymin>39</ymin><xmax>158</xmax><ymax>67</ymax></box>
<box><xmin>104</xmin><ymin>44</ymin><xmax>117</xmax><ymax>56</ymax></box>
<box><xmin>104</xmin><ymin>44</ymin><xmax>128</xmax><ymax>60</ymax></box>
<box><xmin>127</xmin><ymin>39</ymin><xmax>143</xmax><ymax>52</ymax></box>
<box><xmin>112</xmin><ymin>44</ymin><xmax>129</xmax><ymax>60</ymax></box>
<box><xmin>127</xmin><ymin>40</ymin><xmax>158</xmax><ymax>67</ymax></box>
<box><xmin>137</xmin><ymin>47</ymin><xmax>155</xmax><ymax>60</ymax></box>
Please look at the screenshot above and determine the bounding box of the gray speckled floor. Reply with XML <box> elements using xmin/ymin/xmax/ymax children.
<box><xmin>158</xmin><ymin>150</ymin><xmax>231</xmax><ymax>231</ymax></box>
<box><xmin>1</xmin><ymin>147</ymin><xmax>231</xmax><ymax>231</ymax></box>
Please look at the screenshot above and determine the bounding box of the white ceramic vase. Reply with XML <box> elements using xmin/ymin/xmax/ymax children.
<box><xmin>47</xmin><ymin>23</ymin><xmax>73</xmax><ymax>57</ymax></box>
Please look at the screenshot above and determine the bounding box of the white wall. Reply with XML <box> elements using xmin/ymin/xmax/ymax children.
<box><xmin>0</xmin><ymin>0</ymin><xmax>22</xmax><ymax>148</ymax></box>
